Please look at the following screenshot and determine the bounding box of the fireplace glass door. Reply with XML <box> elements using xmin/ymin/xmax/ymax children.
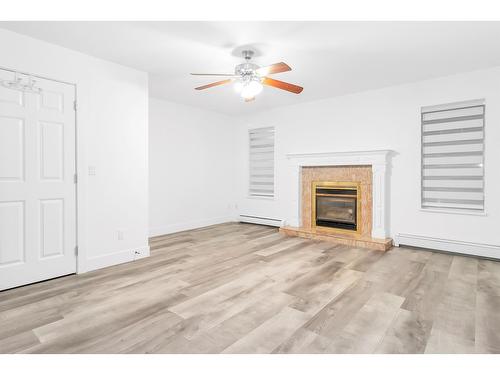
<box><xmin>315</xmin><ymin>187</ymin><xmax>358</xmax><ymax>231</ymax></box>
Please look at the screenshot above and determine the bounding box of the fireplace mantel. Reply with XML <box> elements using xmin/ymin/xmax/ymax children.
<box><xmin>285</xmin><ymin>149</ymin><xmax>394</xmax><ymax>239</ymax></box>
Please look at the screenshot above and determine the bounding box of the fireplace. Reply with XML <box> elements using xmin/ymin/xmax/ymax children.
<box><xmin>279</xmin><ymin>154</ymin><xmax>394</xmax><ymax>250</ymax></box>
<box><xmin>312</xmin><ymin>182</ymin><xmax>361</xmax><ymax>234</ymax></box>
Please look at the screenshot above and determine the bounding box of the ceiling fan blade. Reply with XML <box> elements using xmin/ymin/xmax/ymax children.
<box><xmin>245</xmin><ymin>97</ymin><xmax>255</xmax><ymax>102</ymax></box>
<box><xmin>195</xmin><ymin>79</ymin><xmax>232</xmax><ymax>90</ymax></box>
<box><xmin>190</xmin><ymin>73</ymin><xmax>236</xmax><ymax>76</ymax></box>
<box><xmin>262</xmin><ymin>77</ymin><xmax>303</xmax><ymax>94</ymax></box>
<box><xmin>256</xmin><ymin>62</ymin><xmax>291</xmax><ymax>76</ymax></box>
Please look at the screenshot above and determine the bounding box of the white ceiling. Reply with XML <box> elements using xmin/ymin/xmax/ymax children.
<box><xmin>2</xmin><ymin>21</ymin><xmax>500</xmax><ymax>116</ymax></box>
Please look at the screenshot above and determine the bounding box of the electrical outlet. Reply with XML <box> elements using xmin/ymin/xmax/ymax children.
<box><xmin>117</xmin><ymin>230</ymin><xmax>124</xmax><ymax>241</ymax></box>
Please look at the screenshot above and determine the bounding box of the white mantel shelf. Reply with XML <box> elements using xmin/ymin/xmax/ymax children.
<box><xmin>285</xmin><ymin>149</ymin><xmax>394</xmax><ymax>239</ymax></box>
<box><xmin>286</xmin><ymin>149</ymin><xmax>394</xmax><ymax>162</ymax></box>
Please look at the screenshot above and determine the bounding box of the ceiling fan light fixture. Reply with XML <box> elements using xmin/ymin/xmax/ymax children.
<box><xmin>240</xmin><ymin>80</ymin><xmax>263</xmax><ymax>99</ymax></box>
<box><xmin>234</xmin><ymin>80</ymin><xmax>244</xmax><ymax>93</ymax></box>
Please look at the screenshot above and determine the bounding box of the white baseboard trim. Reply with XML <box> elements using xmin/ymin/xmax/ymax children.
<box><xmin>149</xmin><ymin>216</ymin><xmax>235</xmax><ymax>237</ymax></box>
<box><xmin>395</xmin><ymin>233</ymin><xmax>500</xmax><ymax>259</ymax></box>
<box><xmin>239</xmin><ymin>214</ymin><xmax>284</xmax><ymax>227</ymax></box>
<box><xmin>81</xmin><ymin>245</ymin><xmax>150</xmax><ymax>273</ymax></box>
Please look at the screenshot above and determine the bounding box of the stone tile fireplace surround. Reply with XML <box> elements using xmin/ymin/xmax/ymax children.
<box><xmin>280</xmin><ymin>150</ymin><xmax>394</xmax><ymax>251</ymax></box>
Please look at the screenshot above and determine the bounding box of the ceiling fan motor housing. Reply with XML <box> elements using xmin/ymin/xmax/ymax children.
<box><xmin>235</xmin><ymin>62</ymin><xmax>260</xmax><ymax>77</ymax></box>
<box><xmin>235</xmin><ymin>50</ymin><xmax>262</xmax><ymax>83</ymax></box>
<box><xmin>242</xmin><ymin>49</ymin><xmax>254</xmax><ymax>60</ymax></box>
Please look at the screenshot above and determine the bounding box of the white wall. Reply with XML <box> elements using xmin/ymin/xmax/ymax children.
<box><xmin>235</xmin><ymin>67</ymin><xmax>500</xmax><ymax>252</ymax></box>
<box><xmin>149</xmin><ymin>97</ymin><xmax>236</xmax><ymax>236</ymax></box>
<box><xmin>0</xmin><ymin>28</ymin><xmax>149</xmax><ymax>272</ymax></box>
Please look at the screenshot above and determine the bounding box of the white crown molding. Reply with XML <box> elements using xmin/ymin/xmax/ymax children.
<box><xmin>285</xmin><ymin>149</ymin><xmax>394</xmax><ymax>239</ymax></box>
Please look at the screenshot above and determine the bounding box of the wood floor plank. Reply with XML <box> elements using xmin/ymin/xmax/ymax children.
<box><xmin>449</xmin><ymin>255</ymin><xmax>478</xmax><ymax>285</ymax></box>
<box><xmin>0</xmin><ymin>330</ymin><xmax>41</xmax><ymax>353</ymax></box>
<box><xmin>221</xmin><ymin>306</ymin><xmax>310</xmax><ymax>353</ymax></box>
<box><xmin>303</xmin><ymin>279</ymin><xmax>379</xmax><ymax>338</ymax></box>
<box><xmin>424</xmin><ymin>328</ymin><xmax>475</xmax><ymax>354</ymax></box>
<box><xmin>255</xmin><ymin>237</ymin><xmax>306</xmax><ymax>257</ymax></box>
<box><xmin>287</xmin><ymin>268</ymin><xmax>363</xmax><ymax>315</ymax></box>
<box><xmin>399</xmin><ymin>269</ymin><xmax>449</xmax><ymax>322</ymax></box>
<box><xmin>322</xmin><ymin>292</ymin><xmax>404</xmax><ymax>353</ymax></box>
<box><xmin>423</xmin><ymin>252</ymin><xmax>454</xmax><ymax>274</ymax></box>
<box><xmin>374</xmin><ymin>308</ymin><xmax>432</xmax><ymax>354</ymax></box>
<box><xmin>346</xmin><ymin>250</ymin><xmax>385</xmax><ymax>272</ymax></box>
<box><xmin>477</xmin><ymin>259</ymin><xmax>500</xmax><ymax>297</ymax></box>
<box><xmin>431</xmin><ymin>277</ymin><xmax>476</xmax><ymax>342</ymax></box>
<box><xmin>272</xmin><ymin>328</ymin><xmax>324</xmax><ymax>354</ymax></box>
<box><xmin>475</xmin><ymin>292</ymin><xmax>500</xmax><ymax>353</ymax></box>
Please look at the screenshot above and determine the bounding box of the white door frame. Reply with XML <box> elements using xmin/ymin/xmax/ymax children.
<box><xmin>0</xmin><ymin>65</ymin><xmax>81</xmax><ymax>278</ymax></box>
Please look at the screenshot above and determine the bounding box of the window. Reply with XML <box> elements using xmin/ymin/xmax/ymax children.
<box><xmin>249</xmin><ymin>127</ymin><xmax>275</xmax><ymax>198</ymax></box>
<box><xmin>421</xmin><ymin>99</ymin><xmax>485</xmax><ymax>212</ymax></box>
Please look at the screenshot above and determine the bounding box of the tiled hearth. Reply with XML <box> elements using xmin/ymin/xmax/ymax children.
<box><xmin>280</xmin><ymin>150</ymin><xmax>394</xmax><ymax>251</ymax></box>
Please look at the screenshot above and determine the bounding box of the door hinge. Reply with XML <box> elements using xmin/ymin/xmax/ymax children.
<box><xmin>73</xmin><ymin>100</ymin><xmax>77</xmax><ymax>111</ymax></box>
<box><xmin>74</xmin><ymin>174</ymin><xmax>78</xmax><ymax>184</ymax></box>
<box><xmin>74</xmin><ymin>246</ymin><xmax>79</xmax><ymax>256</ymax></box>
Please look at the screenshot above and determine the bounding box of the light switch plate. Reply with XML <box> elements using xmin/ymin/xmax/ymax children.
<box><xmin>88</xmin><ymin>166</ymin><xmax>96</xmax><ymax>176</ymax></box>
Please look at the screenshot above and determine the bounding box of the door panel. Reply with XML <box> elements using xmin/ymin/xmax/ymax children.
<box><xmin>39</xmin><ymin>199</ymin><xmax>64</xmax><ymax>259</ymax></box>
<box><xmin>37</xmin><ymin>89</ymin><xmax>64</xmax><ymax>113</ymax></box>
<box><xmin>39</xmin><ymin>120</ymin><xmax>64</xmax><ymax>180</ymax></box>
<box><xmin>0</xmin><ymin>83</ymin><xmax>24</xmax><ymax>106</ymax></box>
<box><xmin>0</xmin><ymin>69</ymin><xmax>76</xmax><ymax>290</ymax></box>
<box><xmin>0</xmin><ymin>116</ymin><xmax>24</xmax><ymax>181</ymax></box>
<box><xmin>0</xmin><ymin>201</ymin><xmax>25</xmax><ymax>266</ymax></box>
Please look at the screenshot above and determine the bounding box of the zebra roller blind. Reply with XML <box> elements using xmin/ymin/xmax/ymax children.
<box><xmin>249</xmin><ymin>127</ymin><xmax>275</xmax><ymax>197</ymax></box>
<box><xmin>421</xmin><ymin>99</ymin><xmax>485</xmax><ymax>212</ymax></box>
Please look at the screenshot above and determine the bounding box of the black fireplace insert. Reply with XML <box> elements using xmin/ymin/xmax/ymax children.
<box><xmin>315</xmin><ymin>187</ymin><xmax>357</xmax><ymax>231</ymax></box>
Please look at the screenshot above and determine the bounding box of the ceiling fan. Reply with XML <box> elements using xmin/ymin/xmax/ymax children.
<box><xmin>191</xmin><ymin>50</ymin><xmax>303</xmax><ymax>102</ymax></box>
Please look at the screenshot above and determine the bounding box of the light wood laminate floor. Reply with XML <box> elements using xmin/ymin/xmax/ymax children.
<box><xmin>1</xmin><ymin>223</ymin><xmax>499</xmax><ymax>354</ymax></box>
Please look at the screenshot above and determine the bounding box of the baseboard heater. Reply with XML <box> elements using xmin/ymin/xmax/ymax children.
<box><xmin>395</xmin><ymin>233</ymin><xmax>500</xmax><ymax>260</ymax></box>
<box><xmin>239</xmin><ymin>215</ymin><xmax>283</xmax><ymax>227</ymax></box>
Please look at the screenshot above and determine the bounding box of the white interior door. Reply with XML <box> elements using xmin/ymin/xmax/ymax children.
<box><xmin>0</xmin><ymin>69</ymin><xmax>77</xmax><ymax>290</ymax></box>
